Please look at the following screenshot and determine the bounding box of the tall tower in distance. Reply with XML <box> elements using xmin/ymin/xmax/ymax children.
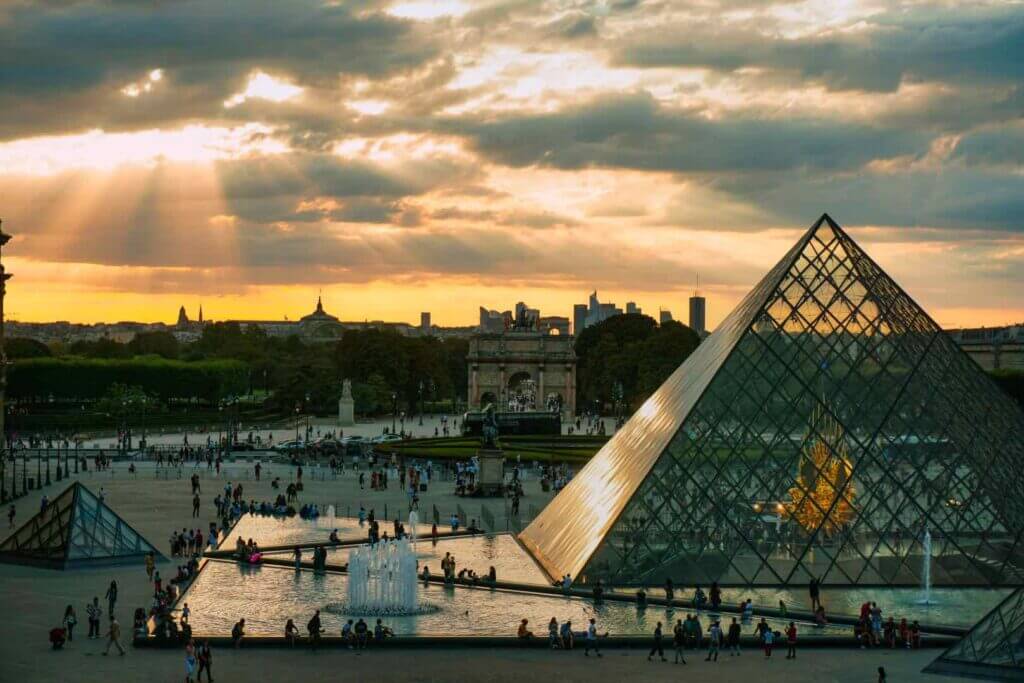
<box><xmin>689</xmin><ymin>273</ymin><xmax>707</xmax><ymax>336</ymax></box>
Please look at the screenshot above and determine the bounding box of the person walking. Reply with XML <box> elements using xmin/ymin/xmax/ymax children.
<box><xmin>185</xmin><ymin>638</ymin><xmax>197</xmax><ymax>683</ymax></box>
<box><xmin>307</xmin><ymin>610</ymin><xmax>323</xmax><ymax>651</ymax></box>
<box><xmin>809</xmin><ymin>577</ymin><xmax>821</xmax><ymax>611</ymax></box>
<box><xmin>103</xmin><ymin>616</ymin><xmax>125</xmax><ymax>656</ymax></box>
<box><xmin>62</xmin><ymin>605</ymin><xmax>77</xmax><ymax>643</ymax></box>
<box><xmin>673</xmin><ymin>619</ymin><xmax>687</xmax><ymax>664</ymax></box>
<box><xmin>727</xmin><ymin>617</ymin><xmax>742</xmax><ymax>656</ymax></box>
<box><xmin>192</xmin><ymin>494</ymin><xmax>201</xmax><ymax>518</ymax></box>
<box><xmin>145</xmin><ymin>552</ymin><xmax>156</xmax><ymax>581</ymax></box>
<box><xmin>785</xmin><ymin>621</ymin><xmax>798</xmax><ymax>659</ymax></box>
<box><xmin>648</xmin><ymin>621</ymin><xmax>666</xmax><ymax>662</ymax></box>
<box><xmin>87</xmin><ymin>597</ymin><xmax>102</xmax><ymax>639</ymax></box>
<box><xmin>231</xmin><ymin>619</ymin><xmax>245</xmax><ymax>648</ymax></box>
<box><xmin>196</xmin><ymin>640</ymin><xmax>213</xmax><ymax>682</ymax></box>
<box><xmin>584</xmin><ymin>618</ymin><xmax>602</xmax><ymax>657</ymax></box>
<box><xmin>7</xmin><ymin>503</ymin><xmax>14</xmax><ymax>528</ymax></box>
<box><xmin>763</xmin><ymin>627</ymin><xmax>775</xmax><ymax>659</ymax></box>
<box><xmin>706</xmin><ymin>620</ymin><xmax>721</xmax><ymax>662</ymax></box>
<box><xmin>105</xmin><ymin>580</ymin><xmax>118</xmax><ymax>617</ymax></box>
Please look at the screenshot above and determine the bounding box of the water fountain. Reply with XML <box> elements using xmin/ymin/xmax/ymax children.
<box><xmin>409</xmin><ymin>509</ymin><xmax>419</xmax><ymax>544</ymax></box>
<box><xmin>918</xmin><ymin>528</ymin><xmax>933</xmax><ymax>605</ymax></box>
<box><xmin>340</xmin><ymin>538</ymin><xmax>434</xmax><ymax>615</ymax></box>
<box><xmin>317</xmin><ymin>504</ymin><xmax>337</xmax><ymax>529</ymax></box>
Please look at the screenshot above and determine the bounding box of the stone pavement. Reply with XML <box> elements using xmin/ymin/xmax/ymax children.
<box><xmin>2</xmin><ymin>641</ymin><xmax>952</xmax><ymax>683</ymax></box>
<box><xmin>0</xmin><ymin>457</ymin><xmax>956</xmax><ymax>683</ymax></box>
<box><xmin>79</xmin><ymin>415</ymin><xmax>617</xmax><ymax>448</ymax></box>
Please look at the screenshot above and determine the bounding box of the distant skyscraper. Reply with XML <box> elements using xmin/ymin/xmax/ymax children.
<box><xmin>573</xmin><ymin>304</ymin><xmax>587</xmax><ymax>336</ymax></box>
<box><xmin>689</xmin><ymin>294</ymin><xmax>706</xmax><ymax>335</ymax></box>
<box><xmin>479</xmin><ymin>306</ymin><xmax>510</xmax><ymax>333</ymax></box>
<box><xmin>420</xmin><ymin>311</ymin><xmax>431</xmax><ymax>333</ymax></box>
<box><xmin>626</xmin><ymin>302</ymin><xmax>641</xmax><ymax>315</ymax></box>
<box><xmin>574</xmin><ymin>291</ymin><xmax>624</xmax><ymax>334</ymax></box>
<box><xmin>659</xmin><ymin>309</ymin><xmax>673</xmax><ymax>324</ymax></box>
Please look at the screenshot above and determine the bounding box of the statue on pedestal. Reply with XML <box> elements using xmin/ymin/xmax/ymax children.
<box><xmin>338</xmin><ymin>379</ymin><xmax>355</xmax><ymax>427</ymax></box>
<box><xmin>481</xmin><ymin>403</ymin><xmax>499</xmax><ymax>449</ymax></box>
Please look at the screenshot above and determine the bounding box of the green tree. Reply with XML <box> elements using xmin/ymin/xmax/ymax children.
<box><xmin>575</xmin><ymin>314</ymin><xmax>701</xmax><ymax>411</ymax></box>
<box><xmin>4</xmin><ymin>337</ymin><xmax>51</xmax><ymax>359</ymax></box>
<box><xmin>128</xmin><ymin>331</ymin><xmax>180</xmax><ymax>359</ymax></box>
<box><xmin>68</xmin><ymin>337</ymin><xmax>130</xmax><ymax>358</ymax></box>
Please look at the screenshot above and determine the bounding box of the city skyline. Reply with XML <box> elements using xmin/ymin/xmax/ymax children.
<box><xmin>1</xmin><ymin>1</ymin><xmax>1022</xmax><ymax>330</ymax></box>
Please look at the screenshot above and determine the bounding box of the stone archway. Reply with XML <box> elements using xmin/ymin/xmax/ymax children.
<box><xmin>507</xmin><ymin>371</ymin><xmax>535</xmax><ymax>411</ymax></box>
<box><xmin>479</xmin><ymin>391</ymin><xmax>497</xmax><ymax>408</ymax></box>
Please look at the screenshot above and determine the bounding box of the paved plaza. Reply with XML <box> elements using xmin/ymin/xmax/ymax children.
<box><xmin>78</xmin><ymin>415</ymin><xmax>616</xmax><ymax>449</ymax></box>
<box><xmin>0</xmin><ymin>443</ymin><xmax>957</xmax><ymax>682</ymax></box>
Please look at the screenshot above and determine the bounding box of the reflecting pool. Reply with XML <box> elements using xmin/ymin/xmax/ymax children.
<box><xmin>188</xmin><ymin>517</ymin><xmax>1007</xmax><ymax>635</ymax></box>
<box><xmin>181</xmin><ymin>560</ymin><xmax>851</xmax><ymax>637</ymax></box>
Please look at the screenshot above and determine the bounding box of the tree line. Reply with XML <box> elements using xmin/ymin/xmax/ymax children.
<box><xmin>5</xmin><ymin>316</ymin><xmax>1020</xmax><ymax>420</ymax></box>
<box><xmin>4</xmin><ymin>323</ymin><xmax>468</xmax><ymax>417</ymax></box>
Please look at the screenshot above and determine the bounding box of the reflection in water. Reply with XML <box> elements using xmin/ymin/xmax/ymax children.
<box><xmin>181</xmin><ymin>560</ymin><xmax>855</xmax><ymax>637</ymax></box>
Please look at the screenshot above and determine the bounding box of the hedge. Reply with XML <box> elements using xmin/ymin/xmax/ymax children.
<box><xmin>8</xmin><ymin>357</ymin><xmax>250</xmax><ymax>403</ymax></box>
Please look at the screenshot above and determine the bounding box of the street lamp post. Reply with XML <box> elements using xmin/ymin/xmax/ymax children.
<box><xmin>418</xmin><ymin>380</ymin><xmax>424</xmax><ymax>426</ymax></box>
<box><xmin>140</xmin><ymin>395</ymin><xmax>148</xmax><ymax>451</ymax></box>
<box><xmin>294</xmin><ymin>400</ymin><xmax>301</xmax><ymax>451</ymax></box>
<box><xmin>391</xmin><ymin>392</ymin><xmax>397</xmax><ymax>434</ymax></box>
<box><xmin>303</xmin><ymin>393</ymin><xmax>310</xmax><ymax>458</ymax></box>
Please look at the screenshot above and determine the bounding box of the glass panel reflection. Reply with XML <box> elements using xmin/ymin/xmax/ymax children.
<box><xmin>520</xmin><ymin>215</ymin><xmax>1024</xmax><ymax>588</ymax></box>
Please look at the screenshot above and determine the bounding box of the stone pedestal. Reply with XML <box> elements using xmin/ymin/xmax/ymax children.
<box><xmin>474</xmin><ymin>448</ymin><xmax>505</xmax><ymax>496</ymax></box>
<box><xmin>338</xmin><ymin>397</ymin><xmax>355</xmax><ymax>427</ymax></box>
<box><xmin>338</xmin><ymin>378</ymin><xmax>355</xmax><ymax>427</ymax></box>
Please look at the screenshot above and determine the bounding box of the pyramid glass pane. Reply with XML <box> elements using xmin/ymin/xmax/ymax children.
<box><xmin>0</xmin><ymin>483</ymin><xmax>161</xmax><ymax>568</ymax></box>
<box><xmin>926</xmin><ymin>588</ymin><xmax>1024</xmax><ymax>680</ymax></box>
<box><xmin>520</xmin><ymin>214</ymin><xmax>1024</xmax><ymax>587</ymax></box>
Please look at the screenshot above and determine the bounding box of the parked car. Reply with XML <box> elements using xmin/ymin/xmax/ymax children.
<box><xmin>273</xmin><ymin>440</ymin><xmax>304</xmax><ymax>452</ymax></box>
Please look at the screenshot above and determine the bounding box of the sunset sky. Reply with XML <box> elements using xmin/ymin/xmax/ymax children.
<box><xmin>1</xmin><ymin>0</ymin><xmax>1022</xmax><ymax>330</ymax></box>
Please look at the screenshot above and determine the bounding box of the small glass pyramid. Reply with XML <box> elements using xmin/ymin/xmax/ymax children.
<box><xmin>520</xmin><ymin>214</ymin><xmax>1024</xmax><ymax>587</ymax></box>
<box><xmin>925</xmin><ymin>588</ymin><xmax>1024</xmax><ymax>679</ymax></box>
<box><xmin>0</xmin><ymin>482</ymin><xmax>162</xmax><ymax>569</ymax></box>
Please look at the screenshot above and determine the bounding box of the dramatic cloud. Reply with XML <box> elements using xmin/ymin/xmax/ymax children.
<box><xmin>0</xmin><ymin>0</ymin><xmax>1021</xmax><ymax>327</ymax></box>
<box><xmin>614</xmin><ymin>6</ymin><xmax>1024</xmax><ymax>93</ymax></box>
<box><xmin>447</xmin><ymin>92</ymin><xmax>929</xmax><ymax>173</ymax></box>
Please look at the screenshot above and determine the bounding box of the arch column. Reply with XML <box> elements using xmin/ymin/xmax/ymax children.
<box><xmin>537</xmin><ymin>365</ymin><xmax>545</xmax><ymax>411</ymax></box>
<box><xmin>565</xmin><ymin>364</ymin><xmax>575</xmax><ymax>417</ymax></box>
<box><xmin>498</xmin><ymin>365</ymin><xmax>506</xmax><ymax>409</ymax></box>
<box><xmin>469</xmin><ymin>364</ymin><xmax>479</xmax><ymax>407</ymax></box>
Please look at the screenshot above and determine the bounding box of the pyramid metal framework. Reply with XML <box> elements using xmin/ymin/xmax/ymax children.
<box><xmin>519</xmin><ymin>214</ymin><xmax>1024</xmax><ymax>587</ymax></box>
<box><xmin>925</xmin><ymin>588</ymin><xmax>1024</xmax><ymax>680</ymax></box>
<box><xmin>0</xmin><ymin>482</ymin><xmax>163</xmax><ymax>569</ymax></box>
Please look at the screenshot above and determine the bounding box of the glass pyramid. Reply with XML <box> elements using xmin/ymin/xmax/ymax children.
<box><xmin>519</xmin><ymin>214</ymin><xmax>1024</xmax><ymax>587</ymax></box>
<box><xmin>0</xmin><ymin>482</ymin><xmax>163</xmax><ymax>569</ymax></box>
<box><xmin>925</xmin><ymin>588</ymin><xmax>1024</xmax><ymax>680</ymax></box>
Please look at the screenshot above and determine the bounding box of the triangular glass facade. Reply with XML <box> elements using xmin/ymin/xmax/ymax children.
<box><xmin>0</xmin><ymin>482</ymin><xmax>162</xmax><ymax>568</ymax></box>
<box><xmin>520</xmin><ymin>214</ymin><xmax>1024</xmax><ymax>587</ymax></box>
<box><xmin>925</xmin><ymin>588</ymin><xmax>1024</xmax><ymax>680</ymax></box>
